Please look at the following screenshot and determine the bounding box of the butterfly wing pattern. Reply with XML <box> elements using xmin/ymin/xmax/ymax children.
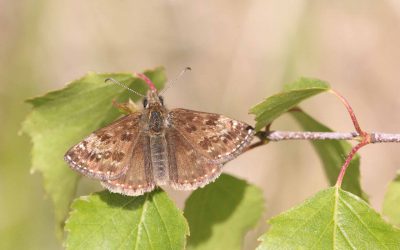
<box><xmin>64</xmin><ymin>113</ymin><xmax>143</xmax><ymax>181</ymax></box>
<box><xmin>101</xmin><ymin>134</ymin><xmax>156</xmax><ymax>196</ymax></box>
<box><xmin>64</xmin><ymin>74</ymin><xmax>255</xmax><ymax>196</ymax></box>
<box><xmin>166</xmin><ymin>108</ymin><xmax>254</xmax><ymax>189</ymax></box>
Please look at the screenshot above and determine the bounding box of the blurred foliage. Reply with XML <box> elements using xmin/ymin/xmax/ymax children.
<box><xmin>185</xmin><ymin>174</ymin><xmax>264</xmax><ymax>250</ymax></box>
<box><xmin>383</xmin><ymin>173</ymin><xmax>400</xmax><ymax>226</ymax></box>
<box><xmin>2</xmin><ymin>0</ymin><xmax>400</xmax><ymax>249</ymax></box>
<box><xmin>0</xmin><ymin>0</ymin><xmax>60</xmax><ymax>249</ymax></box>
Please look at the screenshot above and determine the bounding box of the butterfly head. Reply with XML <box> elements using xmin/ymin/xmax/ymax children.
<box><xmin>136</xmin><ymin>73</ymin><xmax>165</xmax><ymax>109</ymax></box>
<box><xmin>142</xmin><ymin>91</ymin><xmax>164</xmax><ymax>108</ymax></box>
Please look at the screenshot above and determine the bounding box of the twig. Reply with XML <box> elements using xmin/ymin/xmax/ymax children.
<box><xmin>330</xmin><ymin>89</ymin><xmax>366</xmax><ymax>136</ymax></box>
<box><xmin>265</xmin><ymin>131</ymin><xmax>359</xmax><ymax>141</ymax></box>
<box><xmin>370</xmin><ymin>133</ymin><xmax>400</xmax><ymax>143</ymax></box>
<box><xmin>336</xmin><ymin>138</ymin><xmax>369</xmax><ymax>187</ymax></box>
<box><xmin>247</xmin><ymin>131</ymin><xmax>400</xmax><ymax>151</ymax></box>
<box><xmin>247</xmin><ymin>89</ymin><xmax>398</xmax><ymax>186</ymax></box>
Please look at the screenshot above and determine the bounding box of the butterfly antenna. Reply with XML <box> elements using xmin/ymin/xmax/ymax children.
<box><xmin>105</xmin><ymin>78</ymin><xmax>146</xmax><ymax>97</ymax></box>
<box><xmin>136</xmin><ymin>73</ymin><xmax>157</xmax><ymax>91</ymax></box>
<box><xmin>160</xmin><ymin>67</ymin><xmax>192</xmax><ymax>95</ymax></box>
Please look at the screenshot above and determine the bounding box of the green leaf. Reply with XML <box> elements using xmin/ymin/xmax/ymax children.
<box><xmin>184</xmin><ymin>174</ymin><xmax>264</xmax><ymax>250</ymax></box>
<box><xmin>21</xmin><ymin>67</ymin><xmax>166</xmax><ymax>233</ymax></box>
<box><xmin>250</xmin><ymin>78</ymin><xmax>330</xmax><ymax>130</ymax></box>
<box><xmin>383</xmin><ymin>173</ymin><xmax>400</xmax><ymax>226</ymax></box>
<box><xmin>65</xmin><ymin>189</ymin><xmax>189</xmax><ymax>250</ymax></box>
<box><xmin>291</xmin><ymin>111</ymin><xmax>366</xmax><ymax>200</ymax></box>
<box><xmin>257</xmin><ymin>187</ymin><xmax>400</xmax><ymax>249</ymax></box>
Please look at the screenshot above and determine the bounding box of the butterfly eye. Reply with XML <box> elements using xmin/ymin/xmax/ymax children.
<box><xmin>158</xmin><ymin>95</ymin><xmax>164</xmax><ymax>106</ymax></box>
<box><xmin>143</xmin><ymin>98</ymin><xmax>148</xmax><ymax>108</ymax></box>
<box><xmin>159</xmin><ymin>96</ymin><xmax>164</xmax><ymax>106</ymax></box>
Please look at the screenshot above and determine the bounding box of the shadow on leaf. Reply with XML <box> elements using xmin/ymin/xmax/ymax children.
<box><xmin>184</xmin><ymin>174</ymin><xmax>246</xmax><ymax>247</ymax></box>
<box><xmin>98</xmin><ymin>188</ymin><xmax>164</xmax><ymax>210</ymax></box>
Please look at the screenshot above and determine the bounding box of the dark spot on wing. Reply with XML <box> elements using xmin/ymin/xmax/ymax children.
<box><xmin>67</xmin><ymin>151</ymin><xmax>76</xmax><ymax>159</ymax></box>
<box><xmin>112</xmin><ymin>151</ymin><xmax>125</xmax><ymax>162</ymax></box>
<box><xmin>205</xmin><ymin>115</ymin><xmax>219</xmax><ymax>126</ymax></box>
<box><xmin>121</xmin><ymin>132</ymin><xmax>133</xmax><ymax>141</ymax></box>
<box><xmin>209</xmin><ymin>135</ymin><xmax>219</xmax><ymax>143</ymax></box>
<box><xmin>205</xmin><ymin>119</ymin><xmax>216</xmax><ymax>126</ymax></box>
<box><xmin>99</xmin><ymin>133</ymin><xmax>112</xmax><ymax>142</ymax></box>
<box><xmin>185</xmin><ymin>125</ymin><xmax>197</xmax><ymax>133</ymax></box>
<box><xmin>199</xmin><ymin>138</ymin><xmax>212</xmax><ymax>150</ymax></box>
<box><xmin>89</xmin><ymin>152</ymin><xmax>97</xmax><ymax>161</ymax></box>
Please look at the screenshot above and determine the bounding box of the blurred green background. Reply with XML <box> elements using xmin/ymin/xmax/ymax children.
<box><xmin>1</xmin><ymin>1</ymin><xmax>400</xmax><ymax>249</ymax></box>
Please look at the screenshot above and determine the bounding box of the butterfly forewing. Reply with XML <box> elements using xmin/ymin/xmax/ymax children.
<box><xmin>101</xmin><ymin>134</ymin><xmax>156</xmax><ymax>196</ymax></box>
<box><xmin>167</xmin><ymin>108</ymin><xmax>255</xmax><ymax>164</ymax></box>
<box><xmin>64</xmin><ymin>112</ymin><xmax>142</xmax><ymax>180</ymax></box>
<box><xmin>166</xmin><ymin>128</ymin><xmax>223</xmax><ymax>190</ymax></box>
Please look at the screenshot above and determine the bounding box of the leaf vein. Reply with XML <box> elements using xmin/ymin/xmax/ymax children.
<box><xmin>134</xmin><ymin>194</ymin><xmax>149</xmax><ymax>250</ymax></box>
<box><xmin>339</xmin><ymin>195</ymin><xmax>386</xmax><ymax>247</ymax></box>
<box><xmin>153</xmin><ymin>194</ymin><xmax>173</xmax><ymax>250</ymax></box>
<box><xmin>74</xmin><ymin>196</ymin><xmax>138</xmax><ymax>249</ymax></box>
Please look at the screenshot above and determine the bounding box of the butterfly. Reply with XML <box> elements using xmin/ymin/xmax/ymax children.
<box><xmin>64</xmin><ymin>71</ymin><xmax>255</xmax><ymax>196</ymax></box>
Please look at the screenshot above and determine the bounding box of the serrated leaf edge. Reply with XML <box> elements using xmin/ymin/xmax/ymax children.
<box><xmin>249</xmin><ymin>87</ymin><xmax>329</xmax><ymax>115</ymax></box>
<box><xmin>258</xmin><ymin>186</ymin><xmax>400</xmax><ymax>248</ymax></box>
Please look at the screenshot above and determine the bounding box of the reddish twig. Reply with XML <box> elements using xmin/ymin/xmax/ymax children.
<box><xmin>246</xmin><ymin>90</ymin><xmax>398</xmax><ymax>185</ymax></box>
<box><xmin>335</xmin><ymin>135</ymin><xmax>371</xmax><ymax>187</ymax></box>
<box><xmin>330</xmin><ymin>89</ymin><xmax>366</xmax><ymax>136</ymax></box>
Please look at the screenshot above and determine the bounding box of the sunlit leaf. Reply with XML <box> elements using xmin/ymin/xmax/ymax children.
<box><xmin>22</xmin><ymin>67</ymin><xmax>166</xmax><ymax>234</ymax></box>
<box><xmin>65</xmin><ymin>189</ymin><xmax>189</xmax><ymax>250</ymax></box>
<box><xmin>257</xmin><ymin>187</ymin><xmax>400</xmax><ymax>249</ymax></box>
<box><xmin>185</xmin><ymin>174</ymin><xmax>264</xmax><ymax>250</ymax></box>
<box><xmin>250</xmin><ymin>78</ymin><xmax>330</xmax><ymax>130</ymax></box>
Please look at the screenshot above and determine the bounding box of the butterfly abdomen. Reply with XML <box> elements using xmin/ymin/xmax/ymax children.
<box><xmin>149</xmin><ymin>135</ymin><xmax>169</xmax><ymax>185</ymax></box>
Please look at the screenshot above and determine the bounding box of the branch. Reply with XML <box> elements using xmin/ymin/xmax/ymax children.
<box><xmin>247</xmin><ymin>87</ymin><xmax>399</xmax><ymax>190</ymax></box>
<box><xmin>370</xmin><ymin>133</ymin><xmax>400</xmax><ymax>143</ymax></box>
<box><xmin>248</xmin><ymin>131</ymin><xmax>400</xmax><ymax>151</ymax></box>
<box><xmin>264</xmin><ymin>131</ymin><xmax>359</xmax><ymax>141</ymax></box>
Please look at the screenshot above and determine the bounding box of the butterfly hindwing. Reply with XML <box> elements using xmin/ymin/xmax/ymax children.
<box><xmin>101</xmin><ymin>134</ymin><xmax>156</xmax><ymax>196</ymax></box>
<box><xmin>167</xmin><ymin>108</ymin><xmax>255</xmax><ymax>164</ymax></box>
<box><xmin>166</xmin><ymin>127</ymin><xmax>223</xmax><ymax>190</ymax></box>
<box><xmin>64</xmin><ymin>112</ymin><xmax>142</xmax><ymax>180</ymax></box>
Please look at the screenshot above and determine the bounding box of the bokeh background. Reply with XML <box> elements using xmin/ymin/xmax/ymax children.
<box><xmin>1</xmin><ymin>1</ymin><xmax>400</xmax><ymax>249</ymax></box>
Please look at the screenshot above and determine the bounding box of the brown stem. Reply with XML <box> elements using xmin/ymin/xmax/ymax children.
<box><xmin>335</xmin><ymin>137</ymin><xmax>370</xmax><ymax>187</ymax></box>
<box><xmin>330</xmin><ymin>89</ymin><xmax>366</xmax><ymax>136</ymax></box>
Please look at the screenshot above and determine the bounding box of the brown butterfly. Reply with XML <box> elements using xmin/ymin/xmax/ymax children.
<box><xmin>64</xmin><ymin>70</ymin><xmax>255</xmax><ymax>196</ymax></box>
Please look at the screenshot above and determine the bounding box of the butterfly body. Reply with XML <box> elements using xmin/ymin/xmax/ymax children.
<box><xmin>65</xmin><ymin>84</ymin><xmax>254</xmax><ymax>196</ymax></box>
